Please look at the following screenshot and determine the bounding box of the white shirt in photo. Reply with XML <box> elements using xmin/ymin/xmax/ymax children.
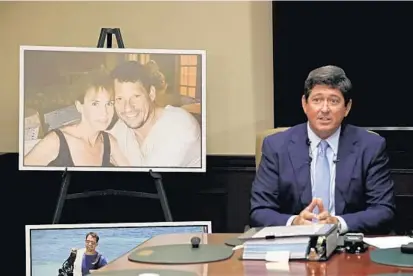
<box><xmin>109</xmin><ymin>105</ymin><xmax>201</xmax><ymax>168</ymax></box>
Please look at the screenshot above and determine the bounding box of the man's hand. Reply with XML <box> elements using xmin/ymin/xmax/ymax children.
<box><xmin>315</xmin><ymin>199</ymin><xmax>339</xmax><ymax>225</ymax></box>
<box><xmin>292</xmin><ymin>198</ymin><xmax>318</xmax><ymax>225</ymax></box>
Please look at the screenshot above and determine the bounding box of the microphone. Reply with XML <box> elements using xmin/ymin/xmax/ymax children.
<box><xmin>191</xmin><ymin>237</ymin><xmax>201</xmax><ymax>249</ymax></box>
<box><xmin>333</xmin><ymin>158</ymin><xmax>340</xmax><ymax>163</ymax></box>
<box><xmin>306</xmin><ymin>138</ymin><xmax>311</xmax><ymax>146</ymax></box>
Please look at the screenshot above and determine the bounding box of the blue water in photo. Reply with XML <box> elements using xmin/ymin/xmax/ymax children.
<box><xmin>30</xmin><ymin>225</ymin><xmax>208</xmax><ymax>276</ymax></box>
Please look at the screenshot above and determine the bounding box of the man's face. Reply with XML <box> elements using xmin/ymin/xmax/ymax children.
<box><xmin>85</xmin><ymin>235</ymin><xmax>98</xmax><ymax>252</ymax></box>
<box><xmin>113</xmin><ymin>79</ymin><xmax>155</xmax><ymax>129</ymax></box>
<box><xmin>302</xmin><ymin>84</ymin><xmax>352</xmax><ymax>138</ymax></box>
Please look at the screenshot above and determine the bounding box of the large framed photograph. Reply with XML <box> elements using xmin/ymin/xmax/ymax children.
<box><xmin>26</xmin><ymin>221</ymin><xmax>211</xmax><ymax>276</ymax></box>
<box><xmin>19</xmin><ymin>46</ymin><xmax>206</xmax><ymax>172</ymax></box>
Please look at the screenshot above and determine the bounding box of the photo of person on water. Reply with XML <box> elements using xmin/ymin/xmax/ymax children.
<box><xmin>27</xmin><ymin>223</ymin><xmax>210</xmax><ymax>276</ymax></box>
<box><xmin>58</xmin><ymin>232</ymin><xmax>107</xmax><ymax>276</ymax></box>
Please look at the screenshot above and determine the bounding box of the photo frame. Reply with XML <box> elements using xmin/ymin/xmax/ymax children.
<box><xmin>26</xmin><ymin>221</ymin><xmax>211</xmax><ymax>276</ymax></box>
<box><xmin>19</xmin><ymin>46</ymin><xmax>206</xmax><ymax>172</ymax></box>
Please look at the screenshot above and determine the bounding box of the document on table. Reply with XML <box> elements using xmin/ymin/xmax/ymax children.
<box><xmin>238</xmin><ymin>224</ymin><xmax>337</xmax><ymax>242</ymax></box>
<box><xmin>363</xmin><ymin>236</ymin><xmax>413</xmax><ymax>249</ymax></box>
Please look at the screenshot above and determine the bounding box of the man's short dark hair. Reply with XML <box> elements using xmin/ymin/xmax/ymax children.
<box><xmin>110</xmin><ymin>61</ymin><xmax>153</xmax><ymax>92</ymax></box>
<box><xmin>304</xmin><ymin>65</ymin><xmax>352</xmax><ymax>105</ymax></box>
<box><xmin>86</xmin><ymin>232</ymin><xmax>99</xmax><ymax>243</ymax></box>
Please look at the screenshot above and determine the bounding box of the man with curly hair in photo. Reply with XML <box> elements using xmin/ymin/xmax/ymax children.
<box><xmin>108</xmin><ymin>60</ymin><xmax>201</xmax><ymax>168</ymax></box>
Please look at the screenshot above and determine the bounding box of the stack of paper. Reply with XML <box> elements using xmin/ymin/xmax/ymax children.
<box><xmin>239</xmin><ymin>224</ymin><xmax>338</xmax><ymax>261</ymax></box>
<box><xmin>239</xmin><ymin>224</ymin><xmax>334</xmax><ymax>240</ymax></box>
<box><xmin>242</xmin><ymin>236</ymin><xmax>310</xmax><ymax>260</ymax></box>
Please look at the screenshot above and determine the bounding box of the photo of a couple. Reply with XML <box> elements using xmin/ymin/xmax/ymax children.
<box><xmin>19</xmin><ymin>46</ymin><xmax>206</xmax><ymax>172</ymax></box>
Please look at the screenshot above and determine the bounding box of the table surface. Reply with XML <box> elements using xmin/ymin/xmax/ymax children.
<box><xmin>97</xmin><ymin>233</ymin><xmax>413</xmax><ymax>276</ymax></box>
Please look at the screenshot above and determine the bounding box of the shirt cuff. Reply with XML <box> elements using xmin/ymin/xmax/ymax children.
<box><xmin>335</xmin><ymin>216</ymin><xmax>349</xmax><ymax>234</ymax></box>
<box><xmin>286</xmin><ymin>215</ymin><xmax>297</xmax><ymax>226</ymax></box>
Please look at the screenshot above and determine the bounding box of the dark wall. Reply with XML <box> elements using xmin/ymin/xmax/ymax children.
<box><xmin>272</xmin><ymin>1</ymin><xmax>413</xmax><ymax>128</ymax></box>
<box><xmin>271</xmin><ymin>2</ymin><xmax>413</xmax><ymax>169</ymax></box>
<box><xmin>1</xmin><ymin>154</ymin><xmax>254</xmax><ymax>233</ymax></box>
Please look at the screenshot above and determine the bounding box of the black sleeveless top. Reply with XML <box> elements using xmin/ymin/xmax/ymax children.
<box><xmin>48</xmin><ymin>129</ymin><xmax>112</xmax><ymax>167</ymax></box>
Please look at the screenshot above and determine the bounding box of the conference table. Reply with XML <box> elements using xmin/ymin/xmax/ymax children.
<box><xmin>97</xmin><ymin>233</ymin><xmax>413</xmax><ymax>275</ymax></box>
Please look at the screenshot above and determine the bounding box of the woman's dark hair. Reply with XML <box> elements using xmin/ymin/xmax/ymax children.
<box><xmin>304</xmin><ymin>65</ymin><xmax>352</xmax><ymax>105</ymax></box>
<box><xmin>74</xmin><ymin>71</ymin><xmax>113</xmax><ymax>104</ymax></box>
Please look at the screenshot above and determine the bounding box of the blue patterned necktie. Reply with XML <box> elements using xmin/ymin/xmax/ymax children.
<box><xmin>314</xmin><ymin>140</ymin><xmax>330</xmax><ymax>214</ymax></box>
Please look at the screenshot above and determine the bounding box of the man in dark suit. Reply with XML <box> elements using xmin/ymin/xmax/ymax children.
<box><xmin>250</xmin><ymin>65</ymin><xmax>396</xmax><ymax>234</ymax></box>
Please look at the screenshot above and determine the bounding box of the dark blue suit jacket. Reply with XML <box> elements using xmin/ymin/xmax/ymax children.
<box><xmin>250</xmin><ymin>123</ymin><xmax>396</xmax><ymax>234</ymax></box>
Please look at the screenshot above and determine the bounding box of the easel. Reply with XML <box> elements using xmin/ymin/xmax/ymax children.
<box><xmin>52</xmin><ymin>28</ymin><xmax>173</xmax><ymax>224</ymax></box>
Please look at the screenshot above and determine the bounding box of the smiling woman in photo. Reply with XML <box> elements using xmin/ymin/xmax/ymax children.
<box><xmin>23</xmin><ymin>71</ymin><xmax>129</xmax><ymax>167</ymax></box>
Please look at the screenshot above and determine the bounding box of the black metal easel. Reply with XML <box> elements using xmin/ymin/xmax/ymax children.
<box><xmin>52</xmin><ymin>28</ymin><xmax>173</xmax><ymax>224</ymax></box>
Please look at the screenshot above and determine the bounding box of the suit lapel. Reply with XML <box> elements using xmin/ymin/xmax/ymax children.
<box><xmin>288</xmin><ymin>125</ymin><xmax>312</xmax><ymax>209</ymax></box>
<box><xmin>335</xmin><ymin>124</ymin><xmax>358</xmax><ymax>215</ymax></box>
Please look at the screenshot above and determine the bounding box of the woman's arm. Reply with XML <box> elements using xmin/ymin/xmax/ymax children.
<box><xmin>24</xmin><ymin>131</ymin><xmax>60</xmax><ymax>166</ymax></box>
<box><xmin>108</xmin><ymin>133</ymin><xmax>130</xmax><ymax>167</ymax></box>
